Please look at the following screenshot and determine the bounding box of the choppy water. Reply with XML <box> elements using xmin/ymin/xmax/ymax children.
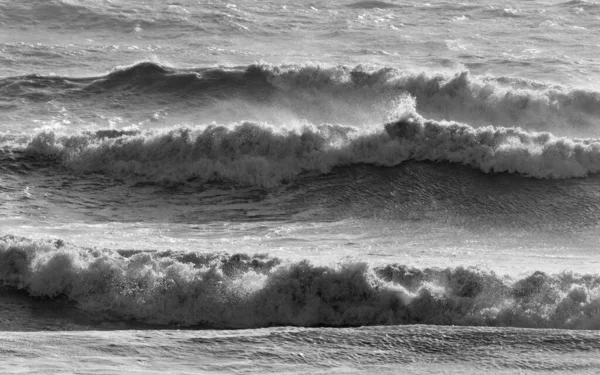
<box><xmin>2</xmin><ymin>0</ymin><xmax>600</xmax><ymax>373</ymax></box>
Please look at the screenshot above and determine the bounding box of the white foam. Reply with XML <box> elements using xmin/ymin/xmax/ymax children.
<box><xmin>2</xmin><ymin>235</ymin><xmax>600</xmax><ymax>329</ymax></box>
<box><xmin>14</xmin><ymin>112</ymin><xmax>600</xmax><ymax>187</ymax></box>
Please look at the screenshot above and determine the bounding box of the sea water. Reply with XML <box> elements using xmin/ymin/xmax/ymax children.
<box><xmin>1</xmin><ymin>0</ymin><xmax>600</xmax><ymax>373</ymax></box>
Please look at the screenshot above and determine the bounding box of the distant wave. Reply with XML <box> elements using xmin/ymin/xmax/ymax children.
<box><xmin>3</xmin><ymin>111</ymin><xmax>600</xmax><ymax>186</ymax></box>
<box><xmin>559</xmin><ymin>0</ymin><xmax>600</xmax><ymax>10</ymax></box>
<box><xmin>0</xmin><ymin>1</ymin><xmax>135</xmax><ymax>31</ymax></box>
<box><xmin>2</xmin><ymin>62</ymin><xmax>600</xmax><ymax>131</ymax></box>
<box><xmin>0</xmin><ymin>1</ymin><xmax>206</xmax><ymax>32</ymax></box>
<box><xmin>346</xmin><ymin>1</ymin><xmax>401</xmax><ymax>9</ymax></box>
<box><xmin>2</xmin><ymin>235</ymin><xmax>599</xmax><ymax>329</ymax></box>
<box><xmin>384</xmin><ymin>115</ymin><xmax>600</xmax><ymax>179</ymax></box>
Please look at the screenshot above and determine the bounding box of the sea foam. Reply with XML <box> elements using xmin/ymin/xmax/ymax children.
<box><xmin>1</xmin><ymin>235</ymin><xmax>599</xmax><ymax>329</ymax></box>
<box><xmin>10</xmin><ymin>113</ymin><xmax>600</xmax><ymax>187</ymax></box>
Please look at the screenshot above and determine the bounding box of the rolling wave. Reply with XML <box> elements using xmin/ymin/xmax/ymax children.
<box><xmin>385</xmin><ymin>115</ymin><xmax>600</xmax><ymax>179</ymax></box>
<box><xmin>2</xmin><ymin>62</ymin><xmax>600</xmax><ymax>131</ymax></box>
<box><xmin>2</xmin><ymin>235</ymin><xmax>599</xmax><ymax>329</ymax></box>
<box><xmin>3</xmin><ymin>113</ymin><xmax>600</xmax><ymax>187</ymax></box>
<box><xmin>4</xmin><ymin>62</ymin><xmax>600</xmax><ymax>185</ymax></box>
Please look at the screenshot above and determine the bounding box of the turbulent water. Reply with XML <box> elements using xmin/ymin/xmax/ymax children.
<box><xmin>2</xmin><ymin>0</ymin><xmax>600</xmax><ymax>373</ymax></box>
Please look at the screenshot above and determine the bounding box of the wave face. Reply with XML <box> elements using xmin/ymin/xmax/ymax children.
<box><xmin>1</xmin><ymin>236</ymin><xmax>599</xmax><ymax>330</ymax></box>
<box><xmin>3</xmin><ymin>62</ymin><xmax>600</xmax><ymax>132</ymax></box>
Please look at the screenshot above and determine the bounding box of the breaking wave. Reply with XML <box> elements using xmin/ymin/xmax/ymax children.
<box><xmin>3</xmin><ymin>113</ymin><xmax>600</xmax><ymax>187</ymax></box>
<box><xmin>4</xmin><ymin>62</ymin><xmax>600</xmax><ymax>185</ymax></box>
<box><xmin>1</xmin><ymin>235</ymin><xmax>599</xmax><ymax>330</ymax></box>
<box><xmin>3</xmin><ymin>62</ymin><xmax>600</xmax><ymax>130</ymax></box>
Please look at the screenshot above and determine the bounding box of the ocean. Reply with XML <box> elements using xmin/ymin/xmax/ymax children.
<box><xmin>1</xmin><ymin>0</ymin><xmax>600</xmax><ymax>373</ymax></box>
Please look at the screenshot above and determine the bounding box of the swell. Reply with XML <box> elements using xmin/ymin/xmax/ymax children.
<box><xmin>0</xmin><ymin>0</ymin><xmax>135</xmax><ymax>31</ymax></box>
<box><xmin>3</xmin><ymin>155</ymin><xmax>599</xmax><ymax>231</ymax></box>
<box><xmin>3</xmin><ymin>62</ymin><xmax>600</xmax><ymax>131</ymax></box>
<box><xmin>4</xmin><ymin>114</ymin><xmax>600</xmax><ymax>187</ymax></box>
<box><xmin>346</xmin><ymin>1</ymin><xmax>401</xmax><ymax>9</ymax></box>
<box><xmin>0</xmin><ymin>63</ymin><xmax>271</xmax><ymax>104</ymax></box>
<box><xmin>2</xmin><ymin>235</ymin><xmax>600</xmax><ymax>330</ymax></box>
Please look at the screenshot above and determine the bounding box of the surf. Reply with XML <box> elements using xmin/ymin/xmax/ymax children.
<box><xmin>1</xmin><ymin>235</ymin><xmax>599</xmax><ymax>330</ymax></box>
<box><xmin>2</xmin><ymin>113</ymin><xmax>598</xmax><ymax>188</ymax></box>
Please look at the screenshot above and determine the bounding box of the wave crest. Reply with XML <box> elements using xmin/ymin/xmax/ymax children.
<box><xmin>386</xmin><ymin>115</ymin><xmax>600</xmax><ymax>178</ymax></box>
<box><xmin>4</xmin><ymin>62</ymin><xmax>600</xmax><ymax>132</ymax></box>
<box><xmin>9</xmin><ymin>113</ymin><xmax>600</xmax><ymax>186</ymax></box>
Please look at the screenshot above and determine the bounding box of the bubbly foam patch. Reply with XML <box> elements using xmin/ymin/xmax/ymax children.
<box><xmin>1</xmin><ymin>236</ymin><xmax>600</xmax><ymax>329</ymax></box>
